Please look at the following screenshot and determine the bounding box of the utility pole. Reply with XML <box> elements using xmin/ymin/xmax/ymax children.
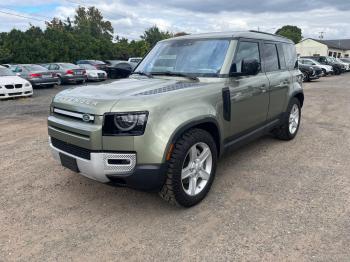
<box><xmin>319</xmin><ymin>32</ymin><xmax>324</xmax><ymax>39</ymax></box>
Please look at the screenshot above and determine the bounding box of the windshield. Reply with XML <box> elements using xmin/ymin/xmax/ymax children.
<box><xmin>309</xmin><ymin>59</ymin><xmax>319</xmax><ymax>65</ymax></box>
<box><xmin>0</xmin><ymin>68</ymin><xmax>15</xmax><ymax>76</ymax></box>
<box><xmin>328</xmin><ymin>57</ymin><xmax>337</xmax><ymax>62</ymax></box>
<box><xmin>135</xmin><ymin>39</ymin><xmax>230</xmax><ymax>77</ymax></box>
<box><xmin>79</xmin><ymin>64</ymin><xmax>95</xmax><ymax>70</ymax></box>
<box><xmin>60</xmin><ymin>63</ymin><xmax>78</xmax><ymax>69</ymax></box>
<box><xmin>23</xmin><ymin>65</ymin><xmax>47</xmax><ymax>71</ymax></box>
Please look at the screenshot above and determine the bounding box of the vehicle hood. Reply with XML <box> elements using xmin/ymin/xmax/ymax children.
<box><xmin>53</xmin><ymin>77</ymin><xmax>209</xmax><ymax>115</ymax></box>
<box><xmin>0</xmin><ymin>76</ymin><xmax>29</xmax><ymax>85</ymax></box>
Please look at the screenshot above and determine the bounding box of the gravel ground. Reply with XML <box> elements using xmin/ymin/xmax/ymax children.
<box><xmin>1</xmin><ymin>76</ymin><xmax>350</xmax><ymax>261</ymax></box>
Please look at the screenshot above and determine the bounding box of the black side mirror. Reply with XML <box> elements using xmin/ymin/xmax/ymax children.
<box><xmin>230</xmin><ymin>58</ymin><xmax>260</xmax><ymax>77</ymax></box>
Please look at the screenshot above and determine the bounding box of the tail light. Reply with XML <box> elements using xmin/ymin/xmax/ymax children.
<box><xmin>29</xmin><ymin>73</ymin><xmax>41</xmax><ymax>78</ymax></box>
<box><xmin>66</xmin><ymin>70</ymin><xmax>74</xmax><ymax>75</ymax></box>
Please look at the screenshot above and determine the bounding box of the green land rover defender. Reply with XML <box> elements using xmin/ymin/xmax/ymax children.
<box><xmin>48</xmin><ymin>31</ymin><xmax>304</xmax><ymax>207</ymax></box>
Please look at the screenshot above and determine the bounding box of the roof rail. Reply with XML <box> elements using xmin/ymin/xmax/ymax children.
<box><xmin>249</xmin><ymin>30</ymin><xmax>290</xmax><ymax>40</ymax></box>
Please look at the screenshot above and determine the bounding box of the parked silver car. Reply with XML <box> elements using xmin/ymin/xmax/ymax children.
<box><xmin>298</xmin><ymin>58</ymin><xmax>333</xmax><ymax>76</ymax></box>
<box><xmin>42</xmin><ymin>63</ymin><xmax>87</xmax><ymax>85</ymax></box>
<box><xmin>78</xmin><ymin>64</ymin><xmax>107</xmax><ymax>81</ymax></box>
<box><xmin>11</xmin><ymin>64</ymin><xmax>59</xmax><ymax>88</ymax></box>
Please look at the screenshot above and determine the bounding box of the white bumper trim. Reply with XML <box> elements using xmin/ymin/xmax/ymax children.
<box><xmin>49</xmin><ymin>139</ymin><xmax>136</xmax><ymax>183</ymax></box>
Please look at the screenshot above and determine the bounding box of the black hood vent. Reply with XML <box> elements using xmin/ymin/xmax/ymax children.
<box><xmin>135</xmin><ymin>82</ymin><xmax>203</xmax><ymax>96</ymax></box>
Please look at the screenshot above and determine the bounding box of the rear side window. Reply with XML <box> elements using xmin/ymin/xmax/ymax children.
<box><xmin>282</xmin><ymin>44</ymin><xmax>298</xmax><ymax>70</ymax></box>
<box><xmin>263</xmin><ymin>43</ymin><xmax>279</xmax><ymax>72</ymax></box>
<box><xmin>277</xmin><ymin>44</ymin><xmax>286</xmax><ymax>70</ymax></box>
<box><xmin>233</xmin><ymin>41</ymin><xmax>260</xmax><ymax>73</ymax></box>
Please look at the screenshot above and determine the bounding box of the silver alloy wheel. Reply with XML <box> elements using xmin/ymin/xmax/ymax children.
<box><xmin>289</xmin><ymin>104</ymin><xmax>300</xmax><ymax>135</ymax></box>
<box><xmin>181</xmin><ymin>142</ymin><xmax>213</xmax><ymax>196</ymax></box>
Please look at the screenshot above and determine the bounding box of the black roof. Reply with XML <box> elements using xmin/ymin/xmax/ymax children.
<box><xmin>162</xmin><ymin>31</ymin><xmax>294</xmax><ymax>44</ymax></box>
<box><xmin>311</xmin><ymin>38</ymin><xmax>350</xmax><ymax>50</ymax></box>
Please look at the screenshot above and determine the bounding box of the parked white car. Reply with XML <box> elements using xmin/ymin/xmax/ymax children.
<box><xmin>298</xmin><ymin>58</ymin><xmax>333</xmax><ymax>75</ymax></box>
<box><xmin>340</xmin><ymin>58</ymin><xmax>350</xmax><ymax>71</ymax></box>
<box><xmin>128</xmin><ymin>57</ymin><xmax>142</xmax><ymax>64</ymax></box>
<box><xmin>128</xmin><ymin>57</ymin><xmax>142</xmax><ymax>70</ymax></box>
<box><xmin>78</xmin><ymin>64</ymin><xmax>107</xmax><ymax>81</ymax></box>
<box><xmin>0</xmin><ymin>66</ymin><xmax>33</xmax><ymax>99</ymax></box>
<box><xmin>335</xmin><ymin>58</ymin><xmax>350</xmax><ymax>71</ymax></box>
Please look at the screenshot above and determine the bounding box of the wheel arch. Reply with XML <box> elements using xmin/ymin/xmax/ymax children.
<box><xmin>164</xmin><ymin>118</ymin><xmax>222</xmax><ymax>162</ymax></box>
<box><xmin>293</xmin><ymin>91</ymin><xmax>304</xmax><ymax>108</ymax></box>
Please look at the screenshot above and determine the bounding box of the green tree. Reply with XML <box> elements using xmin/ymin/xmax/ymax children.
<box><xmin>0</xmin><ymin>7</ymin><xmax>180</xmax><ymax>64</ymax></box>
<box><xmin>74</xmin><ymin>6</ymin><xmax>114</xmax><ymax>40</ymax></box>
<box><xmin>141</xmin><ymin>26</ymin><xmax>172</xmax><ymax>48</ymax></box>
<box><xmin>275</xmin><ymin>25</ymin><xmax>302</xmax><ymax>44</ymax></box>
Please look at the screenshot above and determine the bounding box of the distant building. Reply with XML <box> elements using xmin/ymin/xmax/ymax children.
<box><xmin>295</xmin><ymin>38</ymin><xmax>350</xmax><ymax>58</ymax></box>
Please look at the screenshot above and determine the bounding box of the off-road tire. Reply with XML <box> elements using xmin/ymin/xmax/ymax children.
<box><xmin>273</xmin><ymin>97</ymin><xmax>301</xmax><ymax>141</ymax></box>
<box><xmin>159</xmin><ymin>128</ymin><xmax>217</xmax><ymax>207</ymax></box>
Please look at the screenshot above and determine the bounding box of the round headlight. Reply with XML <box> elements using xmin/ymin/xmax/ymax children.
<box><xmin>114</xmin><ymin>114</ymin><xmax>138</xmax><ymax>131</ymax></box>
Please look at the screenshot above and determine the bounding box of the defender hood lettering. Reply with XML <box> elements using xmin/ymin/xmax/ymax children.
<box><xmin>53</xmin><ymin>78</ymin><xmax>207</xmax><ymax>115</ymax></box>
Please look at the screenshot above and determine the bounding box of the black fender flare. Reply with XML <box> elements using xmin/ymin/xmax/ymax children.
<box><xmin>162</xmin><ymin>117</ymin><xmax>222</xmax><ymax>163</ymax></box>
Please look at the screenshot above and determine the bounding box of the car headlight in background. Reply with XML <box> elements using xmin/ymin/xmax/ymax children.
<box><xmin>103</xmin><ymin>112</ymin><xmax>148</xmax><ymax>136</ymax></box>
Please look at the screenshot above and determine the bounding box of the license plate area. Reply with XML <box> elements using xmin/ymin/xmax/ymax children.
<box><xmin>60</xmin><ymin>153</ymin><xmax>80</xmax><ymax>173</ymax></box>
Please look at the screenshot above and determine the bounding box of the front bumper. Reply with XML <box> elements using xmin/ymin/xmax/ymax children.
<box><xmin>50</xmin><ymin>137</ymin><xmax>166</xmax><ymax>191</ymax></box>
<box><xmin>0</xmin><ymin>89</ymin><xmax>33</xmax><ymax>99</ymax></box>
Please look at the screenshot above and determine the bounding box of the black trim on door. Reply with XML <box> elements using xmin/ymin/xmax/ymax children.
<box><xmin>222</xmin><ymin>87</ymin><xmax>231</xmax><ymax>121</ymax></box>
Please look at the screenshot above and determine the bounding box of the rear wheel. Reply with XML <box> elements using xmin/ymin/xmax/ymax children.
<box><xmin>159</xmin><ymin>129</ymin><xmax>217</xmax><ymax>207</ymax></box>
<box><xmin>273</xmin><ymin>97</ymin><xmax>301</xmax><ymax>141</ymax></box>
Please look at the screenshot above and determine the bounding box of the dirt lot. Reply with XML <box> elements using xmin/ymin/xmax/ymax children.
<box><xmin>1</xmin><ymin>76</ymin><xmax>350</xmax><ymax>261</ymax></box>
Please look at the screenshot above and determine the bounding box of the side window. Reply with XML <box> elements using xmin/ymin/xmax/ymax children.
<box><xmin>282</xmin><ymin>44</ymin><xmax>298</xmax><ymax>70</ymax></box>
<box><xmin>277</xmin><ymin>44</ymin><xmax>286</xmax><ymax>70</ymax></box>
<box><xmin>263</xmin><ymin>43</ymin><xmax>279</xmax><ymax>72</ymax></box>
<box><xmin>232</xmin><ymin>41</ymin><xmax>260</xmax><ymax>73</ymax></box>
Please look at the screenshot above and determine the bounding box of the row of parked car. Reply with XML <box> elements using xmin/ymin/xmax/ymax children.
<box><xmin>0</xmin><ymin>58</ymin><xmax>142</xmax><ymax>99</ymax></box>
<box><xmin>298</xmin><ymin>56</ymin><xmax>350</xmax><ymax>82</ymax></box>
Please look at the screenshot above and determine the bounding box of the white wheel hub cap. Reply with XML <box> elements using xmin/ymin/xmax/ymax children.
<box><xmin>289</xmin><ymin>104</ymin><xmax>300</xmax><ymax>135</ymax></box>
<box><xmin>181</xmin><ymin>142</ymin><xmax>213</xmax><ymax>196</ymax></box>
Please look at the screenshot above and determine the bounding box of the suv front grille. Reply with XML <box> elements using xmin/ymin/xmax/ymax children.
<box><xmin>51</xmin><ymin>138</ymin><xmax>91</xmax><ymax>160</ymax></box>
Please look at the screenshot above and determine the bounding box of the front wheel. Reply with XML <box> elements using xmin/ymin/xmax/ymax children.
<box><xmin>160</xmin><ymin>129</ymin><xmax>217</xmax><ymax>207</ymax></box>
<box><xmin>273</xmin><ymin>97</ymin><xmax>301</xmax><ymax>141</ymax></box>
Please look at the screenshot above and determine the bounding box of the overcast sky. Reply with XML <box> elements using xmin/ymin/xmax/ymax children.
<box><xmin>0</xmin><ymin>0</ymin><xmax>349</xmax><ymax>40</ymax></box>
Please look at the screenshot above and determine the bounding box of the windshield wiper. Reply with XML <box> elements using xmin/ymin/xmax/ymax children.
<box><xmin>151</xmin><ymin>71</ymin><xmax>199</xmax><ymax>81</ymax></box>
<box><xmin>131</xmin><ymin>71</ymin><xmax>153</xmax><ymax>78</ymax></box>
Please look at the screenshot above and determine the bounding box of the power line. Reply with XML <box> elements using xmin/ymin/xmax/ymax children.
<box><xmin>1</xmin><ymin>7</ymin><xmax>54</xmax><ymax>21</ymax></box>
<box><xmin>0</xmin><ymin>10</ymin><xmax>47</xmax><ymax>23</ymax></box>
